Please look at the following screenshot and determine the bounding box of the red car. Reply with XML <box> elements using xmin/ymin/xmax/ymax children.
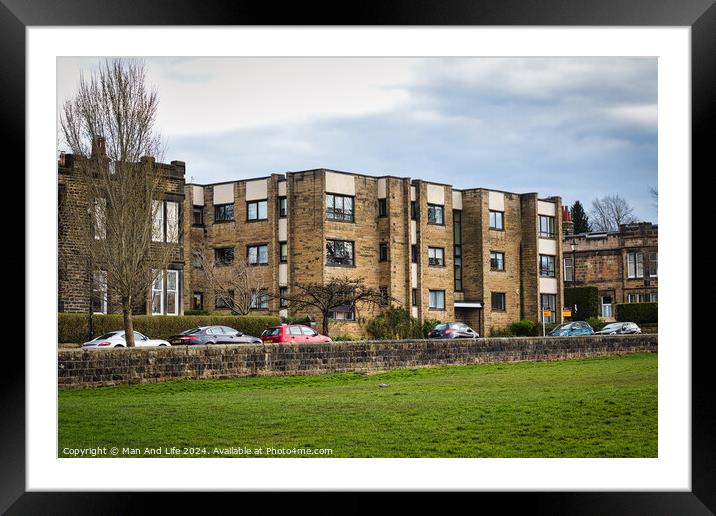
<box><xmin>260</xmin><ymin>324</ymin><xmax>332</xmax><ymax>343</ymax></box>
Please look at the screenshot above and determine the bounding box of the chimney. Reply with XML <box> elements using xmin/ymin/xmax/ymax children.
<box><xmin>562</xmin><ymin>205</ymin><xmax>574</xmax><ymax>237</ymax></box>
<box><xmin>91</xmin><ymin>137</ymin><xmax>106</xmax><ymax>157</ymax></box>
<box><xmin>58</xmin><ymin>151</ymin><xmax>66</xmax><ymax>167</ymax></box>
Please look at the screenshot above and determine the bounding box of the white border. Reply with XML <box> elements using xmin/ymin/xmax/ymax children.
<box><xmin>28</xmin><ymin>27</ymin><xmax>690</xmax><ymax>491</ymax></box>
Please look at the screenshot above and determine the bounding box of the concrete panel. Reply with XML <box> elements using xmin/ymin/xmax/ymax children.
<box><xmin>378</xmin><ymin>178</ymin><xmax>386</xmax><ymax>198</ymax></box>
<box><xmin>538</xmin><ymin>200</ymin><xmax>557</xmax><ymax>216</ymax></box>
<box><xmin>279</xmin><ymin>263</ymin><xmax>288</xmax><ymax>286</ymax></box>
<box><xmin>213</xmin><ymin>183</ymin><xmax>234</xmax><ymax>205</ymax></box>
<box><xmin>427</xmin><ymin>184</ymin><xmax>445</xmax><ymax>205</ymax></box>
<box><xmin>278</xmin><ymin>181</ymin><xmax>287</xmax><ymax>197</ymax></box>
<box><xmin>488</xmin><ymin>191</ymin><xmax>505</xmax><ymax>212</ymax></box>
<box><xmin>539</xmin><ymin>277</ymin><xmax>558</xmax><ymax>294</ymax></box>
<box><xmin>278</xmin><ymin>218</ymin><xmax>288</xmax><ymax>241</ymax></box>
<box><xmin>325</xmin><ymin>171</ymin><xmax>355</xmax><ymax>195</ymax></box>
<box><xmin>452</xmin><ymin>190</ymin><xmax>462</xmax><ymax>210</ymax></box>
<box><xmin>246</xmin><ymin>179</ymin><xmax>268</xmax><ymax>201</ymax></box>
<box><xmin>538</xmin><ymin>238</ymin><xmax>558</xmax><ymax>255</ymax></box>
<box><xmin>410</xmin><ymin>186</ymin><xmax>416</xmax><ymax>202</ymax></box>
<box><xmin>411</xmin><ymin>263</ymin><xmax>418</xmax><ymax>286</ymax></box>
<box><xmin>279</xmin><ymin>309</ymin><xmax>288</xmax><ymax>318</ymax></box>
<box><xmin>411</xmin><ymin>306</ymin><xmax>419</xmax><ymax>318</ymax></box>
<box><xmin>192</xmin><ymin>185</ymin><xmax>204</xmax><ymax>206</ymax></box>
<box><xmin>411</xmin><ymin>220</ymin><xmax>417</xmax><ymax>244</ymax></box>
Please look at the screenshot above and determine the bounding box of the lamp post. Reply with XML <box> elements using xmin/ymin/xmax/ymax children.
<box><xmin>570</xmin><ymin>238</ymin><xmax>577</xmax><ymax>287</ymax></box>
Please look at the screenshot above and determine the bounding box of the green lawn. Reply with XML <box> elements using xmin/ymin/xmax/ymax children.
<box><xmin>58</xmin><ymin>353</ymin><xmax>657</xmax><ymax>458</ymax></box>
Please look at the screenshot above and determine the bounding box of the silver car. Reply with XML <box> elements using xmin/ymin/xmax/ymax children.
<box><xmin>81</xmin><ymin>331</ymin><xmax>170</xmax><ymax>349</ymax></box>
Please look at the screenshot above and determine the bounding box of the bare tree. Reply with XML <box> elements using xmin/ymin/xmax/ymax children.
<box><xmin>276</xmin><ymin>276</ymin><xmax>389</xmax><ymax>337</ymax></box>
<box><xmin>589</xmin><ymin>194</ymin><xmax>638</xmax><ymax>232</ymax></box>
<box><xmin>60</xmin><ymin>59</ymin><xmax>177</xmax><ymax>347</ymax></box>
<box><xmin>649</xmin><ymin>186</ymin><xmax>658</xmax><ymax>209</ymax></box>
<box><xmin>192</xmin><ymin>244</ymin><xmax>266</xmax><ymax>315</ymax></box>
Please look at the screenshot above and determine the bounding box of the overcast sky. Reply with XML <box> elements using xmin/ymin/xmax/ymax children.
<box><xmin>57</xmin><ymin>57</ymin><xmax>658</xmax><ymax>222</ymax></box>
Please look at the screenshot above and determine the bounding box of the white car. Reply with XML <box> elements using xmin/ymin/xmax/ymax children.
<box><xmin>81</xmin><ymin>331</ymin><xmax>170</xmax><ymax>349</ymax></box>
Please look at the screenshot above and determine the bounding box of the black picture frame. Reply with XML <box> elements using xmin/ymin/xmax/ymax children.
<box><xmin>5</xmin><ymin>0</ymin><xmax>709</xmax><ymax>511</ymax></box>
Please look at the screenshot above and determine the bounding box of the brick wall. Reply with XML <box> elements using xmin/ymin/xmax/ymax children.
<box><xmin>58</xmin><ymin>334</ymin><xmax>657</xmax><ymax>388</ymax></box>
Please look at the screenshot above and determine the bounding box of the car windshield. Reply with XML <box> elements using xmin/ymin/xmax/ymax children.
<box><xmin>180</xmin><ymin>328</ymin><xmax>202</xmax><ymax>335</ymax></box>
<box><xmin>433</xmin><ymin>324</ymin><xmax>448</xmax><ymax>331</ymax></box>
<box><xmin>602</xmin><ymin>323</ymin><xmax>622</xmax><ymax>331</ymax></box>
<box><xmin>262</xmin><ymin>328</ymin><xmax>280</xmax><ymax>336</ymax></box>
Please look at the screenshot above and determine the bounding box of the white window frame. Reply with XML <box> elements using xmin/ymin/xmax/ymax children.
<box><xmin>151</xmin><ymin>269</ymin><xmax>164</xmax><ymax>315</ymax></box>
<box><xmin>601</xmin><ymin>296</ymin><xmax>613</xmax><ymax>318</ymax></box>
<box><xmin>649</xmin><ymin>252</ymin><xmax>658</xmax><ymax>277</ymax></box>
<box><xmin>94</xmin><ymin>198</ymin><xmax>107</xmax><ymax>240</ymax></box>
<box><xmin>166</xmin><ymin>201</ymin><xmax>179</xmax><ymax>243</ymax></box>
<box><xmin>165</xmin><ymin>270</ymin><xmax>179</xmax><ymax>316</ymax></box>
<box><xmin>564</xmin><ymin>256</ymin><xmax>574</xmax><ymax>282</ymax></box>
<box><xmin>627</xmin><ymin>252</ymin><xmax>644</xmax><ymax>279</ymax></box>
<box><xmin>541</xmin><ymin>293</ymin><xmax>557</xmax><ymax>323</ymax></box>
<box><xmin>428</xmin><ymin>247</ymin><xmax>445</xmax><ymax>266</ymax></box>
<box><xmin>152</xmin><ymin>200</ymin><xmax>164</xmax><ymax>242</ymax></box>
<box><xmin>428</xmin><ymin>289</ymin><xmax>445</xmax><ymax>310</ymax></box>
<box><xmin>92</xmin><ymin>270</ymin><xmax>108</xmax><ymax>314</ymax></box>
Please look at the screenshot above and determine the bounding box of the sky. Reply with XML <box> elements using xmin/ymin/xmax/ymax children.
<box><xmin>57</xmin><ymin>57</ymin><xmax>658</xmax><ymax>222</ymax></box>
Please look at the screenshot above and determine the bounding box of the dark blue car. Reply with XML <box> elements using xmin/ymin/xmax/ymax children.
<box><xmin>548</xmin><ymin>321</ymin><xmax>594</xmax><ymax>337</ymax></box>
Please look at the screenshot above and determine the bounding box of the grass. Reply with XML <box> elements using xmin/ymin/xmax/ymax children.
<box><xmin>58</xmin><ymin>353</ymin><xmax>657</xmax><ymax>458</ymax></box>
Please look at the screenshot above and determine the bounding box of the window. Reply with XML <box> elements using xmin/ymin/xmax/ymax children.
<box><xmin>649</xmin><ymin>252</ymin><xmax>658</xmax><ymax>277</ymax></box>
<box><xmin>564</xmin><ymin>257</ymin><xmax>574</xmax><ymax>282</ymax></box>
<box><xmin>428</xmin><ymin>290</ymin><xmax>445</xmax><ymax>310</ymax></box>
<box><xmin>412</xmin><ymin>288</ymin><xmax>418</xmax><ymax>306</ymax></box>
<box><xmin>278</xmin><ymin>196</ymin><xmax>287</xmax><ymax>218</ymax></box>
<box><xmin>214</xmin><ymin>203</ymin><xmax>234</xmax><ymax>223</ymax></box>
<box><xmin>379</xmin><ymin>243</ymin><xmax>388</xmax><ymax>262</ymax></box>
<box><xmin>411</xmin><ymin>244</ymin><xmax>418</xmax><ymax>263</ymax></box>
<box><xmin>489</xmin><ymin>210</ymin><xmax>504</xmax><ymax>230</ymax></box>
<box><xmin>538</xmin><ymin>215</ymin><xmax>555</xmax><ymax>238</ymax></box>
<box><xmin>330</xmin><ymin>306</ymin><xmax>355</xmax><ymax>320</ymax></box>
<box><xmin>215</xmin><ymin>247</ymin><xmax>234</xmax><ymax>265</ymax></box>
<box><xmin>248</xmin><ymin>244</ymin><xmax>269</xmax><ymax>265</ymax></box>
<box><xmin>192</xmin><ymin>251</ymin><xmax>203</xmax><ymax>269</ymax></box>
<box><xmin>490</xmin><ymin>251</ymin><xmax>505</xmax><ymax>271</ymax></box>
<box><xmin>166</xmin><ymin>201</ymin><xmax>179</xmax><ymax>243</ymax></box>
<box><xmin>326</xmin><ymin>239</ymin><xmax>354</xmax><ymax>266</ymax></box>
<box><xmin>428</xmin><ymin>247</ymin><xmax>445</xmax><ymax>266</ymax></box>
<box><xmin>427</xmin><ymin>204</ymin><xmax>444</xmax><ymax>225</ymax></box>
<box><xmin>280</xmin><ymin>242</ymin><xmax>288</xmax><ymax>263</ymax></box>
<box><xmin>94</xmin><ymin>198</ymin><xmax>107</xmax><ymax>240</ymax></box>
<box><xmin>601</xmin><ymin>295</ymin><xmax>613</xmax><ymax>318</ymax></box>
<box><xmin>453</xmin><ymin>210</ymin><xmax>462</xmax><ymax>291</ymax></box>
<box><xmin>247</xmin><ymin>200</ymin><xmax>268</xmax><ymax>221</ymax></box>
<box><xmin>326</xmin><ymin>193</ymin><xmax>354</xmax><ymax>222</ymax></box>
<box><xmin>192</xmin><ymin>292</ymin><xmax>204</xmax><ymax>311</ymax></box>
<box><xmin>192</xmin><ymin>206</ymin><xmax>204</xmax><ymax>226</ymax></box>
<box><xmin>627</xmin><ymin>252</ymin><xmax>644</xmax><ymax>278</ymax></box>
<box><xmin>91</xmin><ymin>270</ymin><xmax>108</xmax><ymax>314</ymax></box>
<box><xmin>301</xmin><ymin>327</ymin><xmax>317</xmax><ymax>336</ymax></box>
<box><xmin>166</xmin><ymin>270</ymin><xmax>179</xmax><ymax>315</ymax></box>
<box><xmin>541</xmin><ymin>294</ymin><xmax>557</xmax><ymax>323</ymax></box>
<box><xmin>216</xmin><ymin>290</ymin><xmax>234</xmax><ymax>309</ymax></box>
<box><xmin>491</xmin><ymin>292</ymin><xmax>506</xmax><ymax>312</ymax></box>
<box><xmin>649</xmin><ymin>292</ymin><xmax>658</xmax><ymax>302</ymax></box>
<box><xmin>279</xmin><ymin>287</ymin><xmax>288</xmax><ymax>308</ymax></box>
<box><xmin>379</xmin><ymin>287</ymin><xmax>389</xmax><ymax>305</ymax></box>
<box><xmin>289</xmin><ymin>326</ymin><xmax>303</xmax><ymax>336</ymax></box>
<box><xmin>250</xmin><ymin>289</ymin><xmax>269</xmax><ymax>309</ymax></box>
<box><xmin>378</xmin><ymin>198</ymin><xmax>387</xmax><ymax>217</ymax></box>
<box><xmin>151</xmin><ymin>270</ymin><xmax>163</xmax><ymax>315</ymax></box>
<box><xmin>410</xmin><ymin>201</ymin><xmax>418</xmax><ymax>220</ymax></box>
<box><xmin>539</xmin><ymin>254</ymin><xmax>556</xmax><ymax>277</ymax></box>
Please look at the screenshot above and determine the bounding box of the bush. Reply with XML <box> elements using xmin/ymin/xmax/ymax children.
<box><xmin>586</xmin><ymin>316</ymin><xmax>606</xmax><ymax>331</ymax></box>
<box><xmin>489</xmin><ymin>326</ymin><xmax>513</xmax><ymax>337</ymax></box>
<box><xmin>421</xmin><ymin>318</ymin><xmax>442</xmax><ymax>338</ymax></box>
<box><xmin>367</xmin><ymin>306</ymin><xmax>424</xmax><ymax>340</ymax></box>
<box><xmin>564</xmin><ymin>287</ymin><xmax>600</xmax><ymax>319</ymax></box>
<box><xmin>58</xmin><ymin>313</ymin><xmax>281</xmax><ymax>343</ymax></box>
<box><xmin>184</xmin><ymin>309</ymin><xmax>209</xmax><ymax>316</ymax></box>
<box><xmin>331</xmin><ymin>334</ymin><xmax>362</xmax><ymax>342</ymax></box>
<box><xmin>615</xmin><ymin>302</ymin><xmax>657</xmax><ymax>323</ymax></box>
<box><xmin>509</xmin><ymin>319</ymin><xmax>537</xmax><ymax>336</ymax></box>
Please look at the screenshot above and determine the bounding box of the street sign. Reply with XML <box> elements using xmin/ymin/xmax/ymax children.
<box><xmin>542</xmin><ymin>308</ymin><xmax>552</xmax><ymax>317</ymax></box>
<box><xmin>562</xmin><ymin>307</ymin><xmax>572</xmax><ymax>317</ymax></box>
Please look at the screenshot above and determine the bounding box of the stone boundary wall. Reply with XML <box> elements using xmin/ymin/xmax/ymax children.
<box><xmin>58</xmin><ymin>335</ymin><xmax>657</xmax><ymax>389</ymax></box>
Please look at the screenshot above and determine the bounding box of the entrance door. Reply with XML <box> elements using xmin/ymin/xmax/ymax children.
<box><xmin>601</xmin><ymin>296</ymin><xmax>613</xmax><ymax>319</ymax></box>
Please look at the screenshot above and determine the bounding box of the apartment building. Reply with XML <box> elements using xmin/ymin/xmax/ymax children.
<box><xmin>58</xmin><ymin>146</ymin><xmax>186</xmax><ymax>316</ymax></box>
<box><xmin>183</xmin><ymin>168</ymin><xmax>565</xmax><ymax>335</ymax></box>
<box><xmin>561</xmin><ymin>212</ymin><xmax>658</xmax><ymax>320</ymax></box>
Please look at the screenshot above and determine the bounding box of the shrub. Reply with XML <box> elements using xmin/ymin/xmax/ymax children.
<box><xmin>489</xmin><ymin>326</ymin><xmax>513</xmax><ymax>337</ymax></box>
<box><xmin>58</xmin><ymin>313</ymin><xmax>281</xmax><ymax>343</ymax></box>
<box><xmin>184</xmin><ymin>309</ymin><xmax>209</xmax><ymax>316</ymax></box>
<box><xmin>331</xmin><ymin>334</ymin><xmax>362</xmax><ymax>342</ymax></box>
<box><xmin>564</xmin><ymin>287</ymin><xmax>600</xmax><ymax>319</ymax></box>
<box><xmin>585</xmin><ymin>316</ymin><xmax>606</xmax><ymax>331</ymax></box>
<box><xmin>367</xmin><ymin>306</ymin><xmax>423</xmax><ymax>340</ymax></box>
<box><xmin>615</xmin><ymin>302</ymin><xmax>657</xmax><ymax>323</ymax></box>
<box><xmin>421</xmin><ymin>318</ymin><xmax>442</xmax><ymax>338</ymax></box>
<box><xmin>509</xmin><ymin>319</ymin><xmax>537</xmax><ymax>337</ymax></box>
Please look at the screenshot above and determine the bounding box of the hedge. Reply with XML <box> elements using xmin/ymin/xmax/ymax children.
<box><xmin>564</xmin><ymin>286</ymin><xmax>599</xmax><ymax>319</ymax></box>
<box><xmin>58</xmin><ymin>313</ymin><xmax>281</xmax><ymax>343</ymax></box>
<box><xmin>615</xmin><ymin>302</ymin><xmax>658</xmax><ymax>323</ymax></box>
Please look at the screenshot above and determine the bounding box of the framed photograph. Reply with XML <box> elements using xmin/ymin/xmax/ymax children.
<box><xmin>8</xmin><ymin>0</ymin><xmax>710</xmax><ymax>511</ymax></box>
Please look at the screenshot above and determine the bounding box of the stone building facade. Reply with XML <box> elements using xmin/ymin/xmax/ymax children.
<box><xmin>183</xmin><ymin>168</ymin><xmax>565</xmax><ymax>336</ymax></box>
<box><xmin>58</xmin><ymin>149</ymin><xmax>186</xmax><ymax>316</ymax></box>
<box><xmin>561</xmin><ymin>211</ymin><xmax>658</xmax><ymax>320</ymax></box>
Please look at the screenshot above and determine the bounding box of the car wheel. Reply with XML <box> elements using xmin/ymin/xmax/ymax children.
<box><xmin>114</xmin><ymin>344</ymin><xmax>124</xmax><ymax>348</ymax></box>
<box><xmin>158</xmin><ymin>344</ymin><xmax>167</xmax><ymax>346</ymax></box>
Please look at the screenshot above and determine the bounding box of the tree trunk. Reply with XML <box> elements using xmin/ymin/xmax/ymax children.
<box><xmin>122</xmin><ymin>296</ymin><xmax>135</xmax><ymax>348</ymax></box>
<box><xmin>322</xmin><ymin>313</ymin><xmax>330</xmax><ymax>337</ymax></box>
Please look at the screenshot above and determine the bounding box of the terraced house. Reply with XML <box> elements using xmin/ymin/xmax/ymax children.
<box><xmin>182</xmin><ymin>168</ymin><xmax>566</xmax><ymax>336</ymax></box>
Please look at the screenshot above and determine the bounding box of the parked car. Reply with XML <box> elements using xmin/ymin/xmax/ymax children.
<box><xmin>81</xmin><ymin>331</ymin><xmax>169</xmax><ymax>349</ymax></box>
<box><xmin>427</xmin><ymin>322</ymin><xmax>479</xmax><ymax>339</ymax></box>
<box><xmin>595</xmin><ymin>322</ymin><xmax>642</xmax><ymax>335</ymax></box>
<box><xmin>168</xmin><ymin>326</ymin><xmax>262</xmax><ymax>345</ymax></box>
<box><xmin>547</xmin><ymin>321</ymin><xmax>594</xmax><ymax>337</ymax></box>
<box><xmin>260</xmin><ymin>324</ymin><xmax>332</xmax><ymax>343</ymax></box>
